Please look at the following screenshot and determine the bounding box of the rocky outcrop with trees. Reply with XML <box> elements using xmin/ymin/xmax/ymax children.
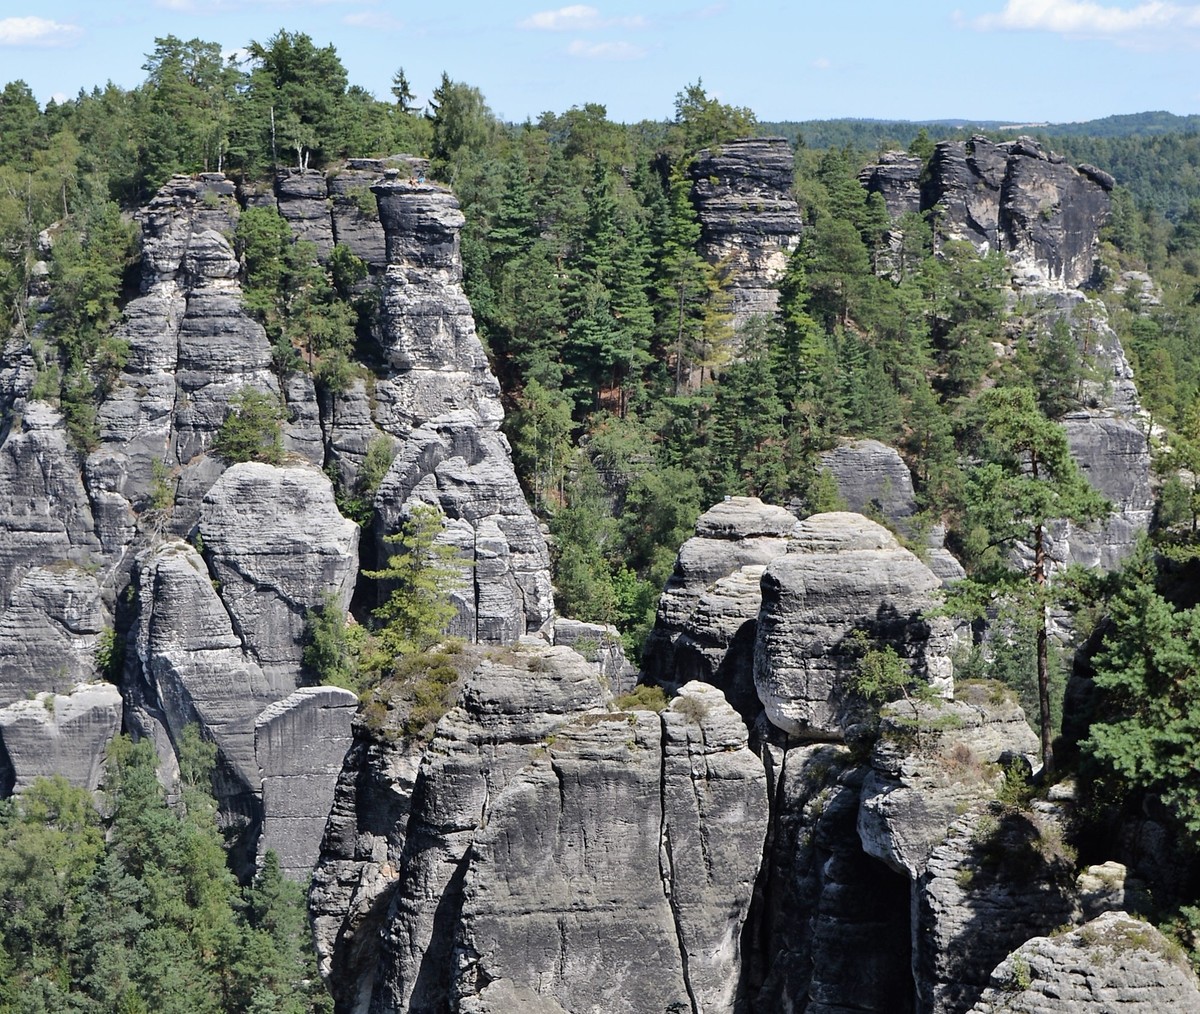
<box><xmin>4</xmin><ymin>38</ymin><xmax>1200</xmax><ymax>1014</ymax></box>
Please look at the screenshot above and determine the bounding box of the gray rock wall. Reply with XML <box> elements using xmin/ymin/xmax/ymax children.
<box><xmin>690</xmin><ymin>137</ymin><xmax>803</xmax><ymax>329</ymax></box>
<box><xmin>0</xmin><ymin>682</ymin><xmax>121</xmax><ymax>794</ymax></box>
<box><xmin>917</xmin><ymin>136</ymin><xmax>1112</xmax><ymax>290</ymax></box>
<box><xmin>368</xmin><ymin>181</ymin><xmax>553</xmax><ymax>639</ymax></box>
<box><xmin>642</xmin><ymin>496</ymin><xmax>800</xmax><ymax>721</ymax></box>
<box><xmin>754</xmin><ymin>513</ymin><xmax>955</xmax><ymax>740</ymax></box>
<box><xmin>316</xmin><ymin>648</ymin><xmax>767</xmax><ymax>1014</ymax></box>
<box><xmin>256</xmin><ymin>686</ymin><xmax>360</xmax><ymax>877</ymax></box>
<box><xmin>967</xmin><ymin>912</ymin><xmax>1200</xmax><ymax>1013</ymax></box>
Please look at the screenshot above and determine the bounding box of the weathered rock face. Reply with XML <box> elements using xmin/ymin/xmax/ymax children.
<box><xmin>967</xmin><ymin>912</ymin><xmax>1200</xmax><ymax>1013</ymax></box>
<box><xmin>1057</xmin><ymin>413</ymin><xmax>1154</xmax><ymax>570</ymax></box>
<box><xmin>198</xmin><ymin>462</ymin><xmax>360</xmax><ymax>682</ymax></box>
<box><xmin>858</xmin><ymin>683</ymin><xmax>1040</xmax><ymax>880</ymax></box>
<box><xmin>754</xmin><ymin>513</ymin><xmax>955</xmax><ymax>740</ymax></box>
<box><xmin>128</xmin><ymin>461</ymin><xmax>359</xmax><ymax>872</ymax></box>
<box><xmin>369</xmin><ymin>643</ymin><xmax>607</xmax><ymax>1013</ymax></box>
<box><xmin>368</xmin><ymin>181</ymin><xmax>553</xmax><ymax>639</ymax></box>
<box><xmin>816</xmin><ymin>440</ymin><xmax>966</xmax><ymax>584</ymax></box>
<box><xmin>749</xmin><ymin>743</ymin><xmax>913</xmax><ymax>1014</ymax></box>
<box><xmin>455</xmin><ymin>681</ymin><xmax>767</xmax><ymax>1014</ymax></box>
<box><xmin>256</xmin><ymin>685</ymin><xmax>360</xmax><ymax>877</ymax></box>
<box><xmin>921</xmin><ymin>136</ymin><xmax>1112</xmax><ymax>290</ymax></box>
<box><xmin>550</xmin><ymin>617</ymin><xmax>639</xmax><ymax>696</ymax></box>
<box><xmin>690</xmin><ymin>137</ymin><xmax>803</xmax><ymax>328</ymax></box>
<box><xmin>859</xmin><ymin>151</ymin><xmax>924</xmax><ymax>219</ymax></box>
<box><xmin>323</xmin><ymin>648</ymin><xmax>768</xmax><ymax>1014</ymax></box>
<box><xmin>275</xmin><ymin>169</ymin><xmax>337</xmax><ymax>260</ymax></box>
<box><xmin>917</xmin><ymin>803</ymin><xmax>1081</xmax><ymax>1014</ymax></box>
<box><xmin>0</xmin><ymin>682</ymin><xmax>122</xmax><ymax>795</ymax></box>
<box><xmin>0</xmin><ymin>564</ymin><xmax>107</xmax><ymax>707</ymax></box>
<box><xmin>309</xmin><ymin>713</ymin><xmax>426</xmax><ymax>1014</ymax></box>
<box><xmin>642</xmin><ymin>496</ymin><xmax>800</xmax><ymax>720</ymax></box>
<box><xmin>0</xmin><ymin>404</ymin><xmax>101</xmax><ymax>609</ymax></box>
<box><xmin>0</xmin><ymin>162</ymin><xmax>554</xmax><ymax>890</ymax></box>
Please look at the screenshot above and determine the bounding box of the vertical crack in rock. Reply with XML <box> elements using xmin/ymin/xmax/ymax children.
<box><xmin>659</xmin><ymin>709</ymin><xmax>701</xmax><ymax>1014</ymax></box>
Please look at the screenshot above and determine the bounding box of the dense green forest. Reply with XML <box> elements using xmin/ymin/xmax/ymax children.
<box><xmin>0</xmin><ymin>731</ymin><xmax>326</xmax><ymax>1013</ymax></box>
<box><xmin>7</xmin><ymin>29</ymin><xmax>1200</xmax><ymax>998</ymax></box>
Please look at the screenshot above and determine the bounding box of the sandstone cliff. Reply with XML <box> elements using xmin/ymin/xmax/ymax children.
<box><xmin>690</xmin><ymin>137</ymin><xmax>803</xmax><ymax>330</ymax></box>
<box><xmin>0</xmin><ymin>162</ymin><xmax>553</xmax><ymax>879</ymax></box>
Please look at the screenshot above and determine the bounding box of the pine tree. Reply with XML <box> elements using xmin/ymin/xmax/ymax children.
<box><xmin>365</xmin><ymin>504</ymin><xmax>463</xmax><ymax>656</ymax></box>
<box><xmin>951</xmin><ymin>385</ymin><xmax>1110</xmax><ymax>776</ymax></box>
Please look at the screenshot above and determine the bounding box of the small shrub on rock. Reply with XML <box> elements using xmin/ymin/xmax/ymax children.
<box><xmin>213</xmin><ymin>388</ymin><xmax>284</xmax><ymax>465</ymax></box>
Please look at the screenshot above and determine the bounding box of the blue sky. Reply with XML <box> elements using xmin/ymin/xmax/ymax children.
<box><xmin>2</xmin><ymin>1</ymin><xmax>1200</xmax><ymax>125</ymax></box>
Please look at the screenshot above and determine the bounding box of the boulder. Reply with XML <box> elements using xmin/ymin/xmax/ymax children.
<box><xmin>642</xmin><ymin>496</ymin><xmax>799</xmax><ymax>719</ymax></box>
<box><xmin>967</xmin><ymin>912</ymin><xmax>1200</xmax><ymax>1013</ymax></box>
<box><xmin>198</xmin><ymin>462</ymin><xmax>359</xmax><ymax>682</ymax></box>
<box><xmin>0</xmin><ymin>564</ymin><xmax>107</xmax><ymax>708</ymax></box>
<box><xmin>0</xmin><ymin>682</ymin><xmax>122</xmax><ymax>794</ymax></box>
<box><xmin>819</xmin><ymin>438</ymin><xmax>918</xmax><ymax>529</ymax></box>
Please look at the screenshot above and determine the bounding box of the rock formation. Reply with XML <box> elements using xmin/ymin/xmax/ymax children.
<box><xmin>915</xmin><ymin>136</ymin><xmax>1113</xmax><ymax>290</ymax></box>
<box><xmin>816</xmin><ymin>439</ymin><xmax>966</xmax><ymax>584</ymax></box>
<box><xmin>967</xmin><ymin>912</ymin><xmax>1200</xmax><ymax>1013</ymax></box>
<box><xmin>754</xmin><ymin>512</ymin><xmax>955</xmax><ymax>740</ymax></box>
<box><xmin>316</xmin><ymin>642</ymin><xmax>767</xmax><ymax>1014</ymax></box>
<box><xmin>690</xmin><ymin>137</ymin><xmax>803</xmax><ymax>329</ymax></box>
<box><xmin>0</xmin><ymin>160</ymin><xmax>556</xmax><ymax>884</ymax></box>
<box><xmin>0</xmin><ymin>682</ymin><xmax>122</xmax><ymax>795</ymax></box>
<box><xmin>859</xmin><ymin>151</ymin><xmax>924</xmax><ymax>219</ymax></box>
<box><xmin>862</xmin><ymin>138</ymin><xmax>1152</xmax><ymax>573</ymax></box>
<box><xmin>642</xmin><ymin>496</ymin><xmax>800</xmax><ymax>720</ymax></box>
<box><xmin>367</xmin><ymin>179</ymin><xmax>553</xmax><ymax>640</ymax></box>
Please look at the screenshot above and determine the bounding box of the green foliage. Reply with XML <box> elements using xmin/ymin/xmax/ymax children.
<box><xmin>302</xmin><ymin>592</ymin><xmax>360</xmax><ymax>689</ymax></box>
<box><xmin>847</xmin><ymin>632</ymin><xmax>914</xmax><ymax>705</ymax></box>
<box><xmin>0</xmin><ymin>735</ymin><xmax>330</xmax><ymax>1012</ymax></box>
<box><xmin>615</xmin><ymin>684</ymin><xmax>670</xmax><ymax>713</ymax></box>
<box><xmin>364</xmin><ymin>504</ymin><xmax>463</xmax><ymax>658</ymax></box>
<box><xmin>213</xmin><ymin>388</ymin><xmax>284</xmax><ymax>465</ymax></box>
<box><xmin>671</xmin><ymin>80</ymin><xmax>757</xmax><ymax>156</ymax></box>
<box><xmin>95</xmin><ymin>628</ymin><xmax>123</xmax><ymax>682</ymax></box>
<box><xmin>950</xmin><ymin>385</ymin><xmax>1109</xmax><ymax>773</ymax></box>
<box><xmin>331</xmin><ymin>435</ymin><xmax>395</xmax><ymax>527</ymax></box>
<box><xmin>1082</xmin><ymin>544</ymin><xmax>1200</xmax><ymax>836</ymax></box>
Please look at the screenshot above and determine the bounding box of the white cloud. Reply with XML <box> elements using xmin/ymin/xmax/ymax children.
<box><xmin>972</xmin><ymin>0</ymin><xmax>1200</xmax><ymax>35</ymax></box>
<box><xmin>524</xmin><ymin>5</ymin><xmax>603</xmax><ymax>29</ymax></box>
<box><xmin>0</xmin><ymin>16</ymin><xmax>83</xmax><ymax>46</ymax></box>
<box><xmin>812</xmin><ymin>56</ymin><xmax>832</xmax><ymax>69</ymax></box>
<box><xmin>566</xmin><ymin>38</ymin><xmax>647</xmax><ymax>59</ymax></box>
<box><xmin>343</xmin><ymin>11</ymin><xmax>404</xmax><ymax>30</ymax></box>
<box><xmin>521</xmin><ymin>5</ymin><xmax>646</xmax><ymax>30</ymax></box>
